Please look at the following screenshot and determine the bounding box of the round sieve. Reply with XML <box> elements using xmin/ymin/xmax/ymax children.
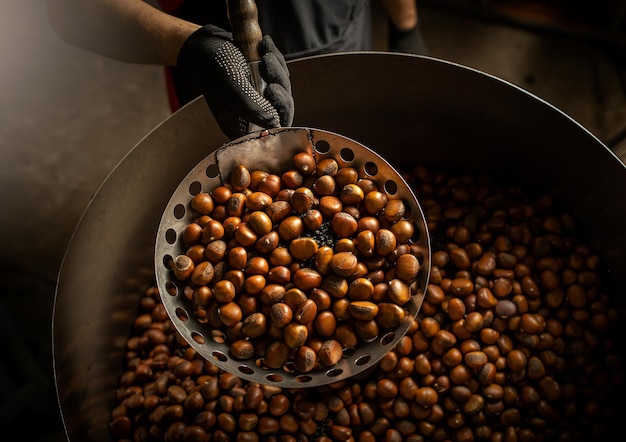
<box><xmin>155</xmin><ymin>126</ymin><xmax>430</xmax><ymax>388</ymax></box>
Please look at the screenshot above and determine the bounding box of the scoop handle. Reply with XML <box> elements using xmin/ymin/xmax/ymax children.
<box><xmin>226</xmin><ymin>0</ymin><xmax>262</xmax><ymax>63</ymax></box>
<box><xmin>226</xmin><ymin>0</ymin><xmax>266</xmax><ymax>132</ymax></box>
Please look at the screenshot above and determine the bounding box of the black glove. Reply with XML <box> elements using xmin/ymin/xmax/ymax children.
<box><xmin>388</xmin><ymin>20</ymin><xmax>429</xmax><ymax>55</ymax></box>
<box><xmin>177</xmin><ymin>25</ymin><xmax>294</xmax><ymax>139</ymax></box>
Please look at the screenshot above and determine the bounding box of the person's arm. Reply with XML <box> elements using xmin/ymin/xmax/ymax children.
<box><xmin>46</xmin><ymin>0</ymin><xmax>200</xmax><ymax>66</ymax></box>
<box><xmin>46</xmin><ymin>0</ymin><xmax>294</xmax><ymax>139</ymax></box>
<box><xmin>380</xmin><ymin>0</ymin><xmax>418</xmax><ymax>31</ymax></box>
<box><xmin>379</xmin><ymin>0</ymin><xmax>428</xmax><ymax>55</ymax></box>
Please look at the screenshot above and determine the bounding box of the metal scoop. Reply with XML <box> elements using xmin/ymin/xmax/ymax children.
<box><xmin>154</xmin><ymin>0</ymin><xmax>431</xmax><ymax>388</ymax></box>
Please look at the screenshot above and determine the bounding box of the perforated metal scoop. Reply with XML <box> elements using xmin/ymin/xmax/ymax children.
<box><xmin>155</xmin><ymin>127</ymin><xmax>430</xmax><ymax>388</ymax></box>
<box><xmin>154</xmin><ymin>0</ymin><xmax>431</xmax><ymax>388</ymax></box>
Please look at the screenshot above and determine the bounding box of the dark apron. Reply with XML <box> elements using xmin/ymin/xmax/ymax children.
<box><xmin>160</xmin><ymin>0</ymin><xmax>372</xmax><ymax>109</ymax></box>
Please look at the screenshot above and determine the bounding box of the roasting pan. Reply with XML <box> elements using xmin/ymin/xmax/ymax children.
<box><xmin>53</xmin><ymin>52</ymin><xmax>626</xmax><ymax>440</ymax></box>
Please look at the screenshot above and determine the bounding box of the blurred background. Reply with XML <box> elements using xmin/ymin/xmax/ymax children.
<box><xmin>1</xmin><ymin>0</ymin><xmax>625</xmax><ymax>440</ymax></box>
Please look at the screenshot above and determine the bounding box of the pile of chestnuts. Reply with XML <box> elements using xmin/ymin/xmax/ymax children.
<box><xmin>169</xmin><ymin>149</ymin><xmax>426</xmax><ymax>375</ymax></box>
<box><xmin>110</xmin><ymin>163</ymin><xmax>625</xmax><ymax>441</ymax></box>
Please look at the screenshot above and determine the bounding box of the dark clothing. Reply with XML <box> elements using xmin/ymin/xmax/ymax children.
<box><xmin>158</xmin><ymin>0</ymin><xmax>372</xmax><ymax>110</ymax></box>
<box><xmin>159</xmin><ymin>0</ymin><xmax>372</xmax><ymax>58</ymax></box>
<box><xmin>256</xmin><ymin>0</ymin><xmax>372</xmax><ymax>58</ymax></box>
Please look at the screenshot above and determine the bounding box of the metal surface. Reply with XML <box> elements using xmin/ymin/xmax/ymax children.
<box><xmin>54</xmin><ymin>53</ymin><xmax>626</xmax><ymax>441</ymax></box>
<box><xmin>154</xmin><ymin>127</ymin><xmax>430</xmax><ymax>388</ymax></box>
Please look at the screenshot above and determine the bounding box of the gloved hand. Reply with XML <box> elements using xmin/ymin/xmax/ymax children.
<box><xmin>177</xmin><ymin>25</ymin><xmax>294</xmax><ymax>140</ymax></box>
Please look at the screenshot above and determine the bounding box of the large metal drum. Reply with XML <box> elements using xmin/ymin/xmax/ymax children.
<box><xmin>53</xmin><ymin>53</ymin><xmax>626</xmax><ymax>440</ymax></box>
